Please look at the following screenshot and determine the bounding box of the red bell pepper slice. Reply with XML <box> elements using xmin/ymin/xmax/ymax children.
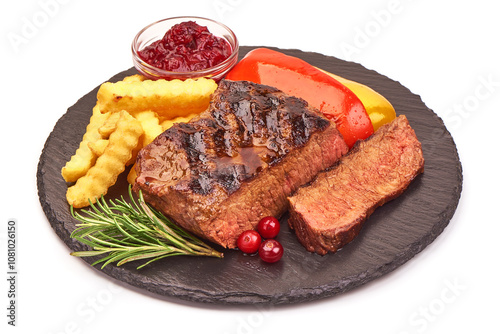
<box><xmin>225</xmin><ymin>48</ymin><xmax>373</xmax><ymax>148</ymax></box>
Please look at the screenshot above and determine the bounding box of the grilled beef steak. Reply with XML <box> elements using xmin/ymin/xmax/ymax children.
<box><xmin>133</xmin><ymin>80</ymin><xmax>348</xmax><ymax>248</ymax></box>
<box><xmin>287</xmin><ymin>115</ymin><xmax>424</xmax><ymax>255</ymax></box>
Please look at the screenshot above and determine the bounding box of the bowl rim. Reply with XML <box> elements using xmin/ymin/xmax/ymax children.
<box><xmin>131</xmin><ymin>16</ymin><xmax>239</xmax><ymax>78</ymax></box>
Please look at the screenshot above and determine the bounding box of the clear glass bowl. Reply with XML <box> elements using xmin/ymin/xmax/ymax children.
<box><xmin>131</xmin><ymin>16</ymin><xmax>239</xmax><ymax>81</ymax></box>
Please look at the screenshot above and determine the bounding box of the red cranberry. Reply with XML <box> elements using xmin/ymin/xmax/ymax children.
<box><xmin>237</xmin><ymin>230</ymin><xmax>261</xmax><ymax>254</ymax></box>
<box><xmin>258</xmin><ymin>239</ymin><xmax>283</xmax><ymax>263</ymax></box>
<box><xmin>257</xmin><ymin>216</ymin><xmax>280</xmax><ymax>239</ymax></box>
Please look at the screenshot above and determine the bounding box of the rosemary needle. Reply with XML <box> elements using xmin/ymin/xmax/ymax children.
<box><xmin>69</xmin><ymin>186</ymin><xmax>223</xmax><ymax>269</ymax></box>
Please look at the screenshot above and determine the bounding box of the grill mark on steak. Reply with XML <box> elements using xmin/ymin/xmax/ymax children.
<box><xmin>133</xmin><ymin>79</ymin><xmax>348</xmax><ymax>248</ymax></box>
<box><xmin>287</xmin><ymin>115</ymin><xmax>424</xmax><ymax>255</ymax></box>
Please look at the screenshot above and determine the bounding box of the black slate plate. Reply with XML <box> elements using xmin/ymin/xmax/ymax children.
<box><xmin>37</xmin><ymin>46</ymin><xmax>462</xmax><ymax>305</ymax></box>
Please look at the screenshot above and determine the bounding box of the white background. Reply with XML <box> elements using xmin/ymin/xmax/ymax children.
<box><xmin>1</xmin><ymin>0</ymin><xmax>499</xmax><ymax>333</ymax></box>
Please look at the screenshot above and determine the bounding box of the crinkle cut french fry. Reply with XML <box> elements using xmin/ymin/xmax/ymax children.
<box><xmin>66</xmin><ymin>111</ymin><xmax>144</xmax><ymax>208</ymax></box>
<box><xmin>122</xmin><ymin>74</ymin><xmax>146</xmax><ymax>83</ymax></box>
<box><xmin>98</xmin><ymin>111</ymin><xmax>121</xmax><ymax>138</ymax></box>
<box><xmin>61</xmin><ymin>105</ymin><xmax>110</xmax><ymax>182</ymax></box>
<box><xmin>127</xmin><ymin>163</ymin><xmax>138</xmax><ymax>185</ymax></box>
<box><xmin>96</xmin><ymin>77</ymin><xmax>217</xmax><ymax>119</ymax></box>
<box><xmin>160</xmin><ymin>113</ymin><xmax>199</xmax><ymax>131</ymax></box>
<box><xmin>88</xmin><ymin>139</ymin><xmax>108</xmax><ymax>157</ymax></box>
<box><xmin>133</xmin><ymin>110</ymin><xmax>164</xmax><ymax>146</ymax></box>
<box><xmin>127</xmin><ymin>133</ymin><xmax>144</xmax><ymax>166</ymax></box>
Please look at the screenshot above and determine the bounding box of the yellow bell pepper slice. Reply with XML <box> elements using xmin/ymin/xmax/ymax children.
<box><xmin>317</xmin><ymin>68</ymin><xmax>396</xmax><ymax>131</ymax></box>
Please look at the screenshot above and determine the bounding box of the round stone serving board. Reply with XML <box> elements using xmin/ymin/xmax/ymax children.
<box><xmin>37</xmin><ymin>46</ymin><xmax>462</xmax><ymax>305</ymax></box>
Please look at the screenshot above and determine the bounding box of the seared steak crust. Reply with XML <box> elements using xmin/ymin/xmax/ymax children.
<box><xmin>134</xmin><ymin>80</ymin><xmax>348</xmax><ymax>248</ymax></box>
<box><xmin>287</xmin><ymin>115</ymin><xmax>424</xmax><ymax>255</ymax></box>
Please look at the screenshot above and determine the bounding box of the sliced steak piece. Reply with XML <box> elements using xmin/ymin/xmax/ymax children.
<box><xmin>287</xmin><ymin>115</ymin><xmax>424</xmax><ymax>255</ymax></box>
<box><xmin>133</xmin><ymin>79</ymin><xmax>348</xmax><ymax>248</ymax></box>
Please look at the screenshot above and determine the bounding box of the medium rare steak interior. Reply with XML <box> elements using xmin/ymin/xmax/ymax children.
<box><xmin>133</xmin><ymin>80</ymin><xmax>348</xmax><ymax>248</ymax></box>
<box><xmin>287</xmin><ymin>115</ymin><xmax>424</xmax><ymax>255</ymax></box>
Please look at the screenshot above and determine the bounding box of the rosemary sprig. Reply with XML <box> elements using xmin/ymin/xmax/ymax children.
<box><xmin>69</xmin><ymin>186</ymin><xmax>223</xmax><ymax>269</ymax></box>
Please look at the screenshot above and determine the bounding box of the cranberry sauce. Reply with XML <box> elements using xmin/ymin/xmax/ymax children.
<box><xmin>138</xmin><ymin>21</ymin><xmax>232</xmax><ymax>72</ymax></box>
